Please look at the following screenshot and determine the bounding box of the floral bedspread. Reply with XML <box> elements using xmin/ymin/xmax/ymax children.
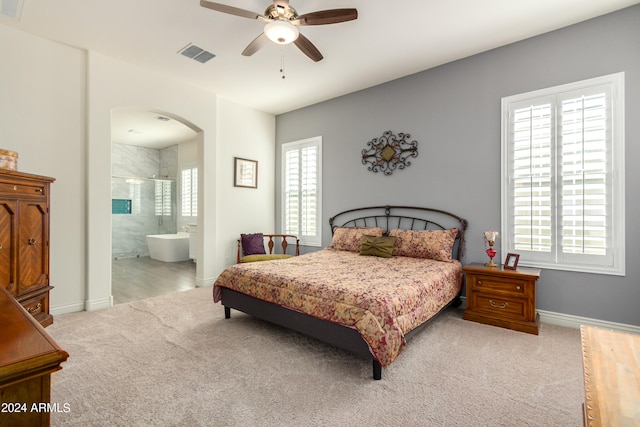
<box><xmin>213</xmin><ymin>248</ymin><xmax>463</xmax><ymax>367</ymax></box>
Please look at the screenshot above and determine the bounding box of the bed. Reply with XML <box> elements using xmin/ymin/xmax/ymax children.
<box><xmin>213</xmin><ymin>205</ymin><xmax>467</xmax><ymax>380</ymax></box>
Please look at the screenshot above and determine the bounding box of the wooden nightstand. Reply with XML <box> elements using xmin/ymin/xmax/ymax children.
<box><xmin>463</xmin><ymin>262</ymin><xmax>541</xmax><ymax>334</ymax></box>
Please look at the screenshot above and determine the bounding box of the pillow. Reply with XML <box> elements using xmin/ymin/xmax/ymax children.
<box><xmin>241</xmin><ymin>233</ymin><xmax>266</xmax><ymax>256</ymax></box>
<box><xmin>360</xmin><ymin>235</ymin><xmax>396</xmax><ymax>258</ymax></box>
<box><xmin>329</xmin><ymin>227</ymin><xmax>385</xmax><ymax>252</ymax></box>
<box><xmin>389</xmin><ymin>228</ymin><xmax>458</xmax><ymax>262</ymax></box>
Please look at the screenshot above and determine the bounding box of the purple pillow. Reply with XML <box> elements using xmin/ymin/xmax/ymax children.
<box><xmin>241</xmin><ymin>233</ymin><xmax>266</xmax><ymax>256</ymax></box>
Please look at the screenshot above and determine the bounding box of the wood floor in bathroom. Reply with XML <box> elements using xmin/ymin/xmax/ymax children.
<box><xmin>112</xmin><ymin>256</ymin><xmax>196</xmax><ymax>305</ymax></box>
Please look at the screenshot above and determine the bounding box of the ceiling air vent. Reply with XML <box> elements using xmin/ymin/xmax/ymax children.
<box><xmin>178</xmin><ymin>43</ymin><xmax>216</xmax><ymax>64</ymax></box>
<box><xmin>1</xmin><ymin>0</ymin><xmax>24</xmax><ymax>20</ymax></box>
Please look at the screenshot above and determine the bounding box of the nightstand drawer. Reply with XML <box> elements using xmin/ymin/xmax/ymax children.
<box><xmin>471</xmin><ymin>293</ymin><xmax>527</xmax><ymax>321</ymax></box>
<box><xmin>469</xmin><ymin>274</ymin><xmax>527</xmax><ymax>296</ymax></box>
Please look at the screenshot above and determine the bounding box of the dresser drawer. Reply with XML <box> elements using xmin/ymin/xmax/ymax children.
<box><xmin>21</xmin><ymin>293</ymin><xmax>46</xmax><ymax>315</ymax></box>
<box><xmin>469</xmin><ymin>274</ymin><xmax>528</xmax><ymax>297</ymax></box>
<box><xmin>0</xmin><ymin>181</ymin><xmax>47</xmax><ymax>198</ymax></box>
<box><xmin>18</xmin><ymin>290</ymin><xmax>51</xmax><ymax>326</ymax></box>
<box><xmin>471</xmin><ymin>293</ymin><xmax>527</xmax><ymax>321</ymax></box>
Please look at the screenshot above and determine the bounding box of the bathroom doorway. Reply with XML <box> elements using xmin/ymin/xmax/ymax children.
<box><xmin>110</xmin><ymin>108</ymin><xmax>199</xmax><ymax>304</ymax></box>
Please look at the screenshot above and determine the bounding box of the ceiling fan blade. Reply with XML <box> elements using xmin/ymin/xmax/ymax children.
<box><xmin>200</xmin><ymin>0</ymin><xmax>268</xmax><ymax>22</ymax></box>
<box><xmin>294</xmin><ymin>33</ymin><xmax>323</xmax><ymax>62</ymax></box>
<box><xmin>292</xmin><ymin>9</ymin><xmax>358</xmax><ymax>26</ymax></box>
<box><xmin>242</xmin><ymin>34</ymin><xmax>270</xmax><ymax>56</ymax></box>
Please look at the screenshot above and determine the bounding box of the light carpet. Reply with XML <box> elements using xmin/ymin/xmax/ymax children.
<box><xmin>47</xmin><ymin>287</ymin><xmax>584</xmax><ymax>426</ymax></box>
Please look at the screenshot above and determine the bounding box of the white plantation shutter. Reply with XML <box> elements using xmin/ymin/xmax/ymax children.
<box><xmin>154</xmin><ymin>180</ymin><xmax>172</xmax><ymax>216</ymax></box>
<box><xmin>181</xmin><ymin>167</ymin><xmax>197</xmax><ymax>217</ymax></box>
<box><xmin>559</xmin><ymin>91</ymin><xmax>608</xmax><ymax>259</ymax></box>
<box><xmin>282</xmin><ymin>137</ymin><xmax>322</xmax><ymax>246</ymax></box>
<box><xmin>284</xmin><ymin>149</ymin><xmax>300</xmax><ymax>236</ymax></box>
<box><xmin>502</xmin><ymin>73</ymin><xmax>624</xmax><ymax>275</ymax></box>
<box><xmin>511</xmin><ymin>102</ymin><xmax>553</xmax><ymax>254</ymax></box>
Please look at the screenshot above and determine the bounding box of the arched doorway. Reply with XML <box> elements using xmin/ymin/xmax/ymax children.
<box><xmin>110</xmin><ymin>108</ymin><xmax>200</xmax><ymax>303</ymax></box>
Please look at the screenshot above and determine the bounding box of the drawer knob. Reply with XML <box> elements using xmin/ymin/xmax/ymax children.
<box><xmin>516</xmin><ymin>285</ymin><xmax>521</xmax><ymax>290</ymax></box>
<box><xmin>28</xmin><ymin>238</ymin><xmax>37</xmax><ymax>245</ymax></box>
<box><xmin>489</xmin><ymin>300</ymin><xmax>508</xmax><ymax>309</ymax></box>
<box><xmin>27</xmin><ymin>303</ymin><xmax>42</xmax><ymax>313</ymax></box>
<box><xmin>477</xmin><ymin>280</ymin><xmax>482</xmax><ymax>285</ymax></box>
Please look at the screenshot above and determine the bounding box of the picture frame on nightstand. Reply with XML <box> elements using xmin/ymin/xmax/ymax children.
<box><xmin>504</xmin><ymin>253</ymin><xmax>520</xmax><ymax>270</ymax></box>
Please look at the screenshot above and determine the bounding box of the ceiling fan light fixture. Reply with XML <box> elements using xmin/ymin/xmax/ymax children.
<box><xmin>264</xmin><ymin>20</ymin><xmax>299</xmax><ymax>45</ymax></box>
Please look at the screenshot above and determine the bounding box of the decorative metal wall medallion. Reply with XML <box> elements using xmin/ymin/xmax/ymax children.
<box><xmin>361</xmin><ymin>130</ymin><xmax>418</xmax><ymax>175</ymax></box>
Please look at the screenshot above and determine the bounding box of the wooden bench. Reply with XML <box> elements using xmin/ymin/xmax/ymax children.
<box><xmin>237</xmin><ymin>234</ymin><xmax>300</xmax><ymax>263</ymax></box>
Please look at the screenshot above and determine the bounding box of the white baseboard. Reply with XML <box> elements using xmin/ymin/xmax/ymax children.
<box><xmin>52</xmin><ymin>296</ymin><xmax>113</xmax><ymax>314</ymax></box>
<box><xmin>195</xmin><ymin>277</ymin><xmax>214</xmax><ymax>288</ymax></box>
<box><xmin>458</xmin><ymin>296</ymin><xmax>640</xmax><ymax>334</ymax></box>
<box><xmin>84</xmin><ymin>296</ymin><xmax>112</xmax><ymax>312</ymax></box>
<box><xmin>51</xmin><ymin>301</ymin><xmax>85</xmax><ymax>316</ymax></box>
<box><xmin>538</xmin><ymin>309</ymin><xmax>640</xmax><ymax>334</ymax></box>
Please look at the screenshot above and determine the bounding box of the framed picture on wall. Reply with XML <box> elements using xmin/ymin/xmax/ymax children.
<box><xmin>234</xmin><ymin>157</ymin><xmax>258</xmax><ymax>188</ymax></box>
<box><xmin>504</xmin><ymin>253</ymin><xmax>520</xmax><ymax>270</ymax></box>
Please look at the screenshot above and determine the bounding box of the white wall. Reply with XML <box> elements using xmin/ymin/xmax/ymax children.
<box><xmin>0</xmin><ymin>24</ymin><xmax>276</xmax><ymax>314</ymax></box>
<box><xmin>177</xmin><ymin>139</ymin><xmax>198</xmax><ymax>232</ymax></box>
<box><xmin>0</xmin><ymin>24</ymin><xmax>87</xmax><ymax>312</ymax></box>
<box><xmin>86</xmin><ymin>51</ymin><xmax>220</xmax><ymax>308</ymax></box>
<box><xmin>216</xmin><ymin>98</ymin><xmax>276</xmax><ymax>269</ymax></box>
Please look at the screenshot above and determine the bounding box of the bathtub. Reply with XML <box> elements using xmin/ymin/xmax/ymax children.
<box><xmin>146</xmin><ymin>232</ymin><xmax>190</xmax><ymax>262</ymax></box>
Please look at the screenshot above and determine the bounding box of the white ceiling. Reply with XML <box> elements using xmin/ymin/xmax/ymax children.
<box><xmin>2</xmin><ymin>0</ymin><xmax>639</xmax><ymax>148</ymax></box>
<box><xmin>110</xmin><ymin>110</ymin><xmax>198</xmax><ymax>149</ymax></box>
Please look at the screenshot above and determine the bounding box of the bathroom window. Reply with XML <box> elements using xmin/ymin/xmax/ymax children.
<box><xmin>181</xmin><ymin>166</ymin><xmax>197</xmax><ymax>217</ymax></box>
<box><xmin>154</xmin><ymin>180</ymin><xmax>173</xmax><ymax>216</ymax></box>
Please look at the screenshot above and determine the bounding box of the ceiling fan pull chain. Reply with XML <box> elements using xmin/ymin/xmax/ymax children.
<box><xmin>280</xmin><ymin>46</ymin><xmax>286</xmax><ymax>79</ymax></box>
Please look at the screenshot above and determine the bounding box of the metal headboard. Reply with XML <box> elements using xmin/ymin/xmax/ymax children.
<box><xmin>329</xmin><ymin>205</ymin><xmax>468</xmax><ymax>261</ymax></box>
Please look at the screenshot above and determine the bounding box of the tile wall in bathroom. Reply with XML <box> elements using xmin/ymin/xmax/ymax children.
<box><xmin>111</xmin><ymin>143</ymin><xmax>178</xmax><ymax>259</ymax></box>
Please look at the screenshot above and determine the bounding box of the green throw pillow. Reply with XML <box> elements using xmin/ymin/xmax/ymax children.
<box><xmin>360</xmin><ymin>235</ymin><xmax>396</xmax><ymax>258</ymax></box>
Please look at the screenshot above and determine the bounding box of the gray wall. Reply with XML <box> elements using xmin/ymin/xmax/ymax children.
<box><xmin>275</xmin><ymin>6</ymin><xmax>640</xmax><ymax>326</ymax></box>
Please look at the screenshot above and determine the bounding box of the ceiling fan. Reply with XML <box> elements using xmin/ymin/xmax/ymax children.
<box><xmin>200</xmin><ymin>0</ymin><xmax>358</xmax><ymax>62</ymax></box>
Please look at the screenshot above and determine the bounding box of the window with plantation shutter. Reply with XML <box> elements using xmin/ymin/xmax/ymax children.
<box><xmin>501</xmin><ymin>73</ymin><xmax>625</xmax><ymax>275</ymax></box>
<box><xmin>181</xmin><ymin>166</ymin><xmax>197</xmax><ymax>218</ymax></box>
<box><xmin>154</xmin><ymin>180</ymin><xmax>173</xmax><ymax>216</ymax></box>
<box><xmin>281</xmin><ymin>137</ymin><xmax>322</xmax><ymax>247</ymax></box>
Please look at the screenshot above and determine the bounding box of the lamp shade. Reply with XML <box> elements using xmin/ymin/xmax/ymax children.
<box><xmin>264</xmin><ymin>20</ymin><xmax>299</xmax><ymax>45</ymax></box>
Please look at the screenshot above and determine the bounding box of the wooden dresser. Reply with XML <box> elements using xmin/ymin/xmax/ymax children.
<box><xmin>0</xmin><ymin>285</ymin><xmax>68</xmax><ymax>427</ymax></box>
<box><xmin>0</xmin><ymin>170</ymin><xmax>55</xmax><ymax>327</ymax></box>
<box><xmin>580</xmin><ymin>325</ymin><xmax>640</xmax><ymax>426</ymax></box>
<box><xmin>463</xmin><ymin>262</ymin><xmax>541</xmax><ymax>334</ymax></box>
